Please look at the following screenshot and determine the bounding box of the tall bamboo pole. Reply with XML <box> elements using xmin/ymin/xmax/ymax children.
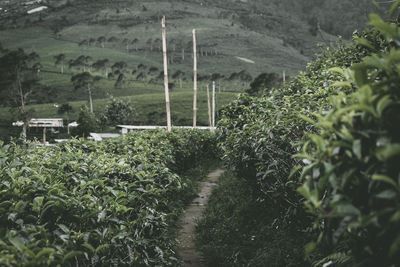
<box><xmin>206</xmin><ymin>84</ymin><xmax>212</xmax><ymax>131</ymax></box>
<box><xmin>162</xmin><ymin>16</ymin><xmax>172</xmax><ymax>132</ymax></box>
<box><xmin>283</xmin><ymin>70</ymin><xmax>286</xmax><ymax>86</ymax></box>
<box><xmin>212</xmin><ymin>81</ymin><xmax>216</xmax><ymax>130</ymax></box>
<box><xmin>192</xmin><ymin>29</ymin><xmax>197</xmax><ymax>128</ymax></box>
<box><xmin>42</xmin><ymin>128</ymin><xmax>46</xmax><ymax>145</ymax></box>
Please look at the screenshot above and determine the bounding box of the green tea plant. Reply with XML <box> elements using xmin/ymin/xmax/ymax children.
<box><xmin>217</xmin><ymin>26</ymin><xmax>386</xmax><ymax>216</ymax></box>
<box><xmin>0</xmin><ymin>129</ymin><xmax>215</xmax><ymax>266</ymax></box>
<box><xmin>297</xmin><ymin>8</ymin><xmax>400</xmax><ymax>266</ymax></box>
<box><xmin>210</xmin><ymin>4</ymin><xmax>395</xmax><ymax>267</ymax></box>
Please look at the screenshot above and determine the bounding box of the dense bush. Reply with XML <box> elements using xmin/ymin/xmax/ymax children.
<box><xmin>196</xmin><ymin>171</ymin><xmax>310</xmax><ymax>266</ymax></box>
<box><xmin>205</xmin><ymin>6</ymin><xmax>397</xmax><ymax>267</ymax></box>
<box><xmin>217</xmin><ymin>27</ymin><xmax>386</xmax><ymax>216</ymax></box>
<box><xmin>0</xmin><ymin>129</ymin><xmax>215</xmax><ymax>266</ymax></box>
<box><xmin>99</xmin><ymin>98</ymin><xmax>136</xmax><ymax>127</ymax></box>
<box><xmin>297</xmin><ymin>12</ymin><xmax>400</xmax><ymax>266</ymax></box>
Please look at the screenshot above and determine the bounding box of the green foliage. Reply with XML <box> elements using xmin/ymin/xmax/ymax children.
<box><xmin>0</xmin><ymin>129</ymin><xmax>216</xmax><ymax>266</ymax></box>
<box><xmin>245</xmin><ymin>72</ymin><xmax>280</xmax><ymax>96</ymax></box>
<box><xmin>57</xmin><ymin>103</ymin><xmax>73</xmax><ymax>115</ymax></box>
<box><xmin>297</xmin><ymin>9</ymin><xmax>400</xmax><ymax>266</ymax></box>
<box><xmin>99</xmin><ymin>98</ymin><xmax>136</xmax><ymax>127</ymax></box>
<box><xmin>74</xmin><ymin>105</ymin><xmax>99</xmax><ymax>137</ymax></box>
<box><xmin>196</xmin><ymin>171</ymin><xmax>310</xmax><ymax>267</ymax></box>
<box><xmin>0</xmin><ymin>49</ymin><xmax>40</xmax><ymax>108</ymax></box>
<box><xmin>213</xmin><ymin>6</ymin><xmax>393</xmax><ymax>266</ymax></box>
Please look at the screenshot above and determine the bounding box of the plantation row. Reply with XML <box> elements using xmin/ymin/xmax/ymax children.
<box><xmin>197</xmin><ymin>9</ymin><xmax>400</xmax><ymax>266</ymax></box>
<box><xmin>0</xmin><ymin>130</ymin><xmax>216</xmax><ymax>266</ymax></box>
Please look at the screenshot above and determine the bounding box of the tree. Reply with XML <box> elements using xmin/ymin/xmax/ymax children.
<box><xmin>131</xmin><ymin>38</ymin><xmax>139</xmax><ymax>51</ymax></box>
<box><xmin>111</xmin><ymin>61</ymin><xmax>128</xmax><ymax>72</ymax></box>
<box><xmin>154</xmin><ymin>38</ymin><xmax>161</xmax><ymax>52</ymax></box>
<box><xmin>88</xmin><ymin>38</ymin><xmax>96</xmax><ymax>46</ymax></box>
<box><xmin>136</xmin><ymin>72</ymin><xmax>146</xmax><ymax>81</ymax></box>
<box><xmin>70</xmin><ymin>55</ymin><xmax>92</xmax><ymax>72</ymax></box>
<box><xmin>148</xmin><ymin>66</ymin><xmax>159</xmax><ymax>75</ymax></box>
<box><xmin>74</xmin><ymin>105</ymin><xmax>98</xmax><ymax>137</ymax></box>
<box><xmin>71</xmin><ymin>72</ymin><xmax>100</xmax><ymax>113</ymax></box>
<box><xmin>0</xmin><ymin>49</ymin><xmax>40</xmax><ymax>140</ymax></box>
<box><xmin>246</xmin><ymin>72</ymin><xmax>280</xmax><ymax>96</ymax></box>
<box><xmin>54</xmin><ymin>53</ymin><xmax>66</xmax><ymax>74</ymax></box>
<box><xmin>58</xmin><ymin>103</ymin><xmax>73</xmax><ymax>134</ymax></box>
<box><xmin>146</xmin><ymin>38</ymin><xmax>153</xmax><ymax>51</ymax></box>
<box><xmin>99</xmin><ymin>98</ymin><xmax>135</xmax><ymax>127</ymax></box>
<box><xmin>122</xmin><ymin>38</ymin><xmax>130</xmax><ymax>52</ymax></box>
<box><xmin>97</xmin><ymin>36</ymin><xmax>106</xmax><ymax>48</ymax></box>
<box><xmin>78</xmin><ymin>39</ymin><xmax>88</xmax><ymax>46</ymax></box>
<box><xmin>115</xmin><ymin>73</ymin><xmax>125</xmax><ymax>88</ymax></box>
<box><xmin>172</xmin><ymin>70</ymin><xmax>185</xmax><ymax>88</ymax></box>
<box><xmin>107</xmin><ymin>36</ymin><xmax>119</xmax><ymax>43</ymax></box>
<box><xmin>92</xmin><ymin>59</ymin><xmax>109</xmax><ymax>77</ymax></box>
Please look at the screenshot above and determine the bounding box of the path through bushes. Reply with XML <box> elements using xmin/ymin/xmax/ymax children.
<box><xmin>177</xmin><ymin>168</ymin><xmax>225</xmax><ymax>266</ymax></box>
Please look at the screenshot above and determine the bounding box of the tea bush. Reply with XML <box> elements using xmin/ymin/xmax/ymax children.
<box><xmin>297</xmin><ymin>11</ymin><xmax>400</xmax><ymax>265</ymax></box>
<box><xmin>204</xmin><ymin>5</ymin><xmax>397</xmax><ymax>267</ymax></box>
<box><xmin>0</xmin><ymin>129</ymin><xmax>215</xmax><ymax>266</ymax></box>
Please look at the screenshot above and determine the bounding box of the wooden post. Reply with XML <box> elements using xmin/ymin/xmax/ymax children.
<box><xmin>192</xmin><ymin>29</ymin><xmax>197</xmax><ymax>128</ymax></box>
<box><xmin>42</xmin><ymin>127</ymin><xmax>46</xmax><ymax>145</ymax></box>
<box><xmin>162</xmin><ymin>16</ymin><xmax>172</xmax><ymax>132</ymax></box>
<box><xmin>207</xmin><ymin>84</ymin><xmax>212</xmax><ymax>131</ymax></box>
<box><xmin>212</xmin><ymin>81</ymin><xmax>216</xmax><ymax>130</ymax></box>
<box><xmin>283</xmin><ymin>70</ymin><xmax>286</xmax><ymax>86</ymax></box>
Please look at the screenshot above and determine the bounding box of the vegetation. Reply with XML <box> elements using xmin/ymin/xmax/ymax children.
<box><xmin>197</xmin><ymin>4</ymin><xmax>399</xmax><ymax>266</ymax></box>
<box><xmin>0</xmin><ymin>129</ymin><xmax>216</xmax><ymax>266</ymax></box>
<box><xmin>99</xmin><ymin>98</ymin><xmax>135</xmax><ymax>127</ymax></box>
<box><xmin>0</xmin><ymin>0</ymin><xmax>384</xmax><ymax>140</ymax></box>
<box><xmin>196</xmin><ymin>171</ymin><xmax>309</xmax><ymax>266</ymax></box>
<box><xmin>297</xmin><ymin>11</ymin><xmax>400</xmax><ymax>266</ymax></box>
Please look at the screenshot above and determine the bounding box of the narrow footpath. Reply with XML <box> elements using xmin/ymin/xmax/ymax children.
<box><xmin>177</xmin><ymin>168</ymin><xmax>225</xmax><ymax>267</ymax></box>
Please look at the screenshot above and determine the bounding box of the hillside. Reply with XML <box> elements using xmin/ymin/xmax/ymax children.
<box><xmin>0</xmin><ymin>0</ymin><xmax>376</xmax><ymax>105</ymax></box>
<box><xmin>0</xmin><ymin>0</ymin><xmax>383</xmax><ymax>141</ymax></box>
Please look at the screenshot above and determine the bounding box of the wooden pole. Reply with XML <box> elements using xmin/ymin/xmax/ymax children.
<box><xmin>42</xmin><ymin>127</ymin><xmax>46</xmax><ymax>145</ymax></box>
<box><xmin>206</xmin><ymin>84</ymin><xmax>212</xmax><ymax>131</ymax></box>
<box><xmin>283</xmin><ymin>70</ymin><xmax>286</xmax><ymax>87</ymax></box>
<box><xmin>162</xmin><ymin>16</ymin><xmax>172</xmax><ymax>132</ymax></box>
<box><xmin>192</xmin><ymin>29</ymin><xmax>197</xmax><ymax>128</ymax></box>
<box><xmin>212</xmin><ymin>80</ymin><xmax>216</xmax><ymax>130</ymax></box>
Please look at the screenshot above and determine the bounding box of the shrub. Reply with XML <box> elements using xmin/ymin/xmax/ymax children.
<box><xmin>99</xmin><ymin>98</ymin><xmax>135</xmax><ymax>127</ymax></box>
<box><xmin>74</xmin><ymin>105</ymin><xmax>99</xmax><ymax>137</ymax></box>
<box><xmin>297</xmin><ymin>11</ymin><xmax>400</xmax><ymax>266</ymax></box>
<box><xmin>0</xmin><ymin>129</ymin><xmax>216</xmax><ymax>266</ymax></box>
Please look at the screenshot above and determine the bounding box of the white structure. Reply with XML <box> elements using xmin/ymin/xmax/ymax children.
<box><xmin>27</xmin><ymin>6</ymin><xmax>48</xmax><ymax>14</ymax></box>
<box><xmin>68</xmin><ymin>121</ymin><xmax>78</xmax><ymax>127</ymax></box>
<box><xmin>89</xmin><ymin>133</ymin><xmax>121</xmax><ymax>141</ymax></box>
<box><xmin>13</xmin><ymin>118</ymin><xmax>63</xmax><ymax>128</ymax></box>
<box><xmin>117</xmin><ymin>125</ymin><xmax>212</xmax><ymax>134</ymax></box>
<box><xmin>23</xmin><ymin>0</ymin><xmax>43</xmax><ymax>5</ymax></box>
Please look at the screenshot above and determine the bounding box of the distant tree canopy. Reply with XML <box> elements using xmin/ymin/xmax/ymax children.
<box><xmin>0</xmin><ymin>49</ymin><xmax>41</xmax><ymax>139</ymax></box>
<box><xmin>58</xmin><ymin>103</ymin><xmax>73</xmax><ymax>115</ymax></box>
<box><xmin>74</xmin><ymin>105</ymin><xmax>98</xmax><ymax>137</ymax></box>
<box><xmin>246</xmin><ymin>72</ymin><xmax>280</xmax><ymax>96</ymax></box>
<box><xmin>99</xmin><ymin>98</ymin><xmax>135</xmax><ymax>127</ymax></box>
<box><xmin>54</xmin><ymin>54</ymin><xmax>66</xmax><ymax>74</ymax></box>
<box><xmin>0</xmin><ymin>49</ymin><xmax>40</xmax><ymax>107</ymax></box>
<box><xmin>71</xmin><ymin>72</ymin><xmax>101</xmax><ymax>113</ymax></box>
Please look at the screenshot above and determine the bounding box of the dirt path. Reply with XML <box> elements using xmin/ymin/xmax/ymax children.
<box><xmin>177</xmin><ymin>168</ymin><xmax>225</xmax><ymax>267</ymax></box>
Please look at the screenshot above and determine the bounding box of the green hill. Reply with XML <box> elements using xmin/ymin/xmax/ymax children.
<box><xmin>0</xmin><ymin>0</ymin><xmax>376</xmax><ymax>104</ymax></box>
<box><xmin>0</xmin><ymin>0</ymin><xmax>382</xmax><ymax>140</ymax></box>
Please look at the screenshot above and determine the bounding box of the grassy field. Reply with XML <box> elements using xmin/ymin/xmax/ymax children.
<box><xmin>0</xmin><ymin>0</ymin><xmax>371</xmax><ymax>141</ymax></box>
<box><xmin>0</xmin><ymin>91</ymin><xmax>238</xmax><ymax>141</ymax></box>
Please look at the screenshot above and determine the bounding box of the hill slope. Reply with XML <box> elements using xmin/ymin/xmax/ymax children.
<box><xmin>0</xmin><ymin>0</ymin><xmax>376</xmax><ymax>104</ymax></box>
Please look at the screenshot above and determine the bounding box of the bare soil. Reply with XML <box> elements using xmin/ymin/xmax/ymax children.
<box><xmin>177</xmin><ymin>168</ymin><xmax>225</xmax><ymax>267</ymax></box>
